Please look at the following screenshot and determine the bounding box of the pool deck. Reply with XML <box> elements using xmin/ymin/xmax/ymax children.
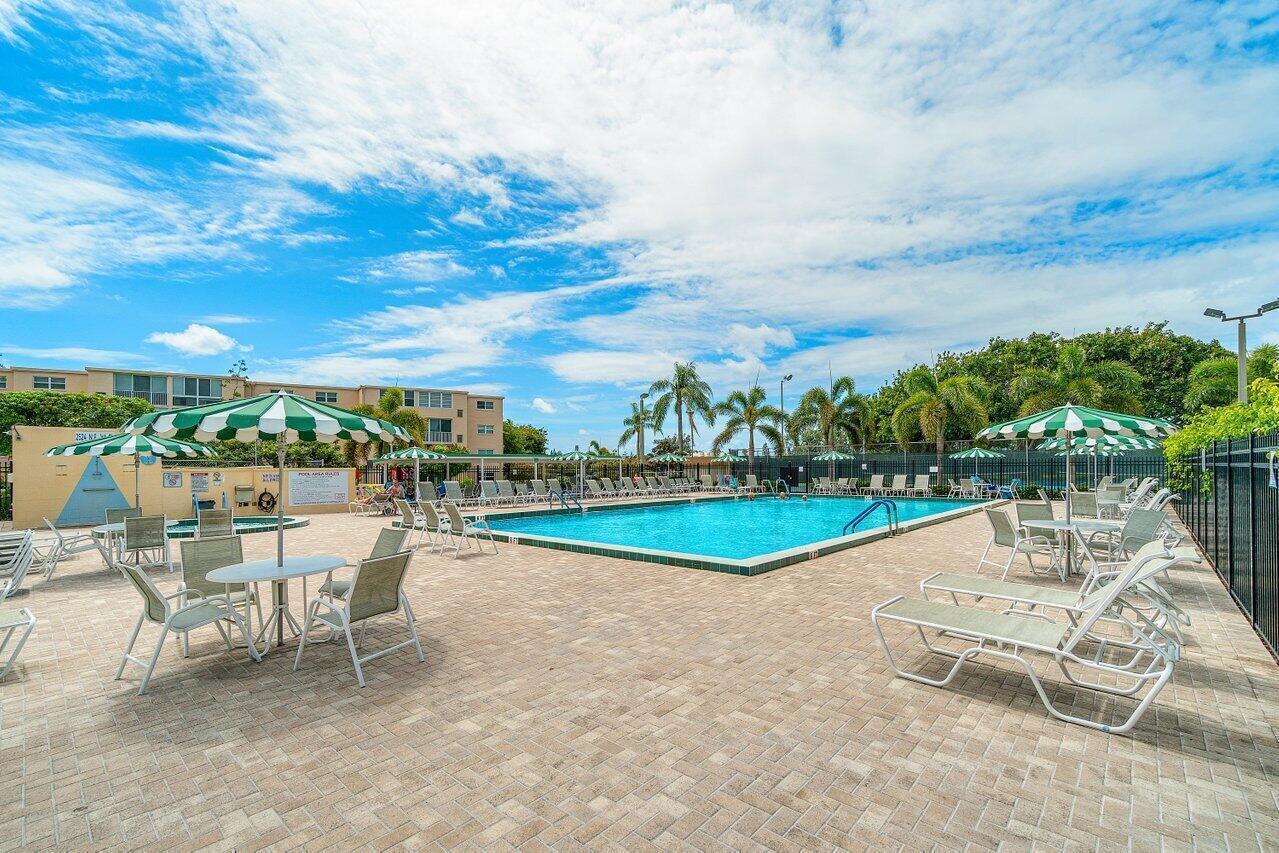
<box><xmin>1</xmin><ymin>509</ymin><xmax>1276</xmax><ymax>849</ymax></box>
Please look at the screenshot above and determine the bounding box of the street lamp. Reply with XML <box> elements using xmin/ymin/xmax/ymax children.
<box><xmin>1204</xmin><ymin>299</ymin><xmax>1279</xmax><ymax>403</ymax></box>
<box><xmin>779</xmin><ymin>374</ymin><xmax>793</xmax><ymax>454</ymax></box>
<box><xmin>638</xmin><ymin>392</ymin><xmax>649</xmax><ymax>462</ymax></box>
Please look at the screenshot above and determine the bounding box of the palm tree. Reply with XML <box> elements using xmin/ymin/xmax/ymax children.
<box><xmin>1184</xmin><ymin>344</ymin><xmax>1279</xmax><ymax>410</ymax></box>
<box><xmin>648</xmin><ymin>362</ymin><xmax>714</xmax><ymax>452</ymax></box>
<box><xmin>791</xmin><ymin>376</ymin><xmax>867</xmax><ymax>452</ymax></box>
<box><xmin>587</xmin><ymin>439</ymin><xmax>613</xmax><ymax>455</ymax></box>
<box><xmin>891</xmin><ymin>367</ymin><xmax>990</xmax><ymax>471</ymax></box>
<box><xmin>1009</xmin><ymin>343</ymin><xmax>1144</xmax><ymax>415</ymax></box>
<box><xmin>710</xmin><ymin>385</ymin><xmax>784</xmax><ymax>473</ymax></box>
<box><xmin>341</xmin><ymin>388</ymin><xmax>427</xmax><ymax>468</ymax></box>
<box><xmin>618</xmin><ymin>401</ymin><xmax>657</xmax><ymax>459</ymax></box>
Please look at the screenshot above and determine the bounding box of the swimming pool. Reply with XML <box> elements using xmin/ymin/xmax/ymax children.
<box><xmin>486</xmin><ymin>496</ymin><xmax>987</xmax><ymax>575</ymax></box>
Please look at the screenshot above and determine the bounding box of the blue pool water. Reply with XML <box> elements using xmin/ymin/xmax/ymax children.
<box><xmin>488</xmin><ymin>497</ymin><xmax>982</xmax><ymax>560</ymax></box>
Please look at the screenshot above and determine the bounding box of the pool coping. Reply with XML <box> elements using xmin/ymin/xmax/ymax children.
<box><xmin>482</xmin><ymin>495</ymin><xmax>999</xmax><ymax>576</ymax></box>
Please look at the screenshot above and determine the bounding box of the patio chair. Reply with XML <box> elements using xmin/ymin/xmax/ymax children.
<box><xmin>0</xmin><ymin>606</ymin><xmax>36</xmax><ymax>682</ymax></box>
<box><xmin>887</xmin><ymin>475</ymin><xmax>908</xmax><ymax>496</ymax></box>
<box><xmin>546</xmin><ymin>477</ymin><xmax>564</xmax><ymax>496</ymax></box>
<box><xmin>584</xmin><ymin>479</ymin><xmax>608</xmax><ymax>500</ymax></box>
<box><xmin>864</xmin><ymin>474</ymin><xmax>885</xmax><ymax>495</ymax></box>
<box><xmin>106</xmin><ymin>507</ymin><xmax>142</xmax><ymax>525</ymax></box>
<box><xmin>1036</xmin><ymin>489</ymin><xmax>1055</xmax><ymax>516</ymax></box>
<box><xmin>441</xmin><ymin>502</ymin><xmax>497</xmax><ymax>556</ymax></box>
<box><xmin>910</xmin><ymin>475</ymin><xmax>931</xmax><ymax>496</ymax></box>
<box><xmin>35</xmin><ymin>517</ymin><xmax>107</xmax><ymax>581</ymax></box>
<box><xmin>1096</xmin><ymin>475</ymin><xmax>1115</xmax><ymax>491</ymax></box>
<box><xmin>496</xmin><ymin>480</ymin><xmax>520</xmax><ymax>505</ymax></box>
<box><xmin>197</xmin><ymin>508</ymin><xmax>234</xmax><ymax>539</ymax></box>
<box><xmin>294</xmin><ymin>550</ymin><xmax>423</xmax><ymax>688</ymax></box>
<box><xmin>322</xmin><ymin>526</ymin><xmax>414</xmax><ymax>598</ymax></box>
<box><xmin>121</xmin><ymin>516</ymin><xmax>173</xmax><ymax>573</ymax></box>
<box><xmin>946</xmin><ymin>479</ymin><xmax>964</xmax><ymax>498</ymax></box>
<box><xmin>178</xmin><ymin>535</ymin><xmax>262</xmax><ymax>655</ymax></box>
<box><xmin>393</xmin><ymin>499</ymin><xmax>432</xmax><ymax>549</ymax></box>
<box><xmin>1070</xmin><ymin>491</ymin><xmax>1099</xmax><ymax>518</ymax></box>
<box><xmin>478</xmin><ymin>480</ymin><xmax>502</xmax><ymax>507</ymax></box>
<box><xmin>976</xmin><ymin>507</ymin><xmax>1057</xmax><ymax>580</ymax></box>
<box><xmin>513</xmin><ymin>481</ymin><xmax>533</xmax><ymax>503</ymax></box>
<box><xmin>115</xmin><ymin>562</ymin><xmax>260</xmax><ymax>695</ymax></box>
<box><xmin>871</xmin><ymin>544</ymin><xmax>1184</xmax><ymax>734</ymax></box>
<box><xmin>530</xmin><ymin>479</ymin><xmax>550</xmax><ymax>501</ymax></box>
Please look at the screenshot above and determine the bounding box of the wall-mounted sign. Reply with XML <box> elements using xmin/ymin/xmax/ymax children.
<box><xmin>190</xmin><ymin>473</ymin><xmax>210</xmax><ymax>493</ymax></box>
<box><xmin>212</xmin><ymin>472</ymin><xmax>224</xmax><ymax>485</ymax></box>
<box><xmin>287</xmin><ymin>470</ymin><xmax>348</xmax><ymax>506</ymax></box>
<box><xmin>163</xmin><ymin>472</ymin><xmax>183</xmax><ymax>489</ymax></box>
<box><xmin>73</xmin><ymin>430</ymin><xmax>115</xmax><ymax>443</ymax></box>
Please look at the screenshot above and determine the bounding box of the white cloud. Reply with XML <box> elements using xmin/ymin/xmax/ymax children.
<box><xmin>197</xmin><ymin>314</ymin><xmax>257</xmax><ymax>325</ymax></box>
<box><xmin>361</xmin><ymin>249</ymin><xmax>469</xmax><ymax>283</ymax></box>
<box><xmin>531</xmin><ymin>397</ymin><xmax>555</xmax><ymax>413</ymax></box>
<box><xmin>1</xmin><ymin>344</ymin><xmax>145</xmax><ymax>364</ymax></box>
<box><xmin>145</xmin><ymin>323</ymin><xmax>246</xmax><ymax>356</ymax></box>
<box><xmin>449</xmin><ymin>207</ymin><xmax>484</xmax><ymax>227</ymax></box>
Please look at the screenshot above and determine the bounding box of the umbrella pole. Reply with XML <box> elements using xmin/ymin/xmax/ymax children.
<box><xmin>276</xmin><ymin>442</ymin><xmax>286</xmax><ymax>647</ymax></box>
<box><xmin>134</xmin><ymin>458</ymin><xmax>141</xmax><ymax>513</ymax></box>
<box><xmin>1064</xmin><ymin>452</ymin><xmax>1073</xmax><ymax>575</ymax></box>
<box><xmin>415</xmin><ymin>457</ymin><xmax>421</xmax><ymax>500</ymax></box>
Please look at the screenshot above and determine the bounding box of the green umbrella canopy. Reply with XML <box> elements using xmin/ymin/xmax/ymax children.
<box><xmin>45</xmin><ymin>433</ymin><xmax>215</xmax><ymax>458</ymax></box>
<box><xmin>977</xmin><ymin>404</ymin><xmax>1176</xmax><ymax>441</ymax></box>
<box><xmin>648</xmin><ymin>452</ymin><xmax>688</xmax><ymax>463</ymax></box>
<box><xmin>554</xmin><ymin>450</ymin><xmax>596</xmax><ymax>461</ymax></box>
<box><xmin>1054</xmin><ymin>446</ymin><xmax>1125</xmax><ymax>456</ymax></box>
<box><xmin>948</xmin><ymin>447</ymin><xmax>1005</xmax><ymax>459</ymax></box>
<box><xmin>375</xmin><ymin>446</ymin><xmax>449</xmax><ymax>462</ymax></box>
<box><xmin>122</xmin><ymin>390</ymin><xmax>410</xmax><ymax>444</ymax></box>
<box><xmin>811</xmin><ymin>450</ymin><xmax>856</xmax><ymax>461</ymax></box>
<box><xmin>712</xmin><ymin>451</ymin><xmax>747</xmax><ymax>462</ymax></box>
<box><xmin>1038</xmin><ymin>435</ymin><xmax>1160</xmax><ymax>451</ymax></box>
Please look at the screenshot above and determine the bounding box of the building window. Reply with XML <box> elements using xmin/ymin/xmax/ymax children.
<box><xmin>113</xmin><ymin>373</ymin><xmax>166</xmax><ymax>404</ymax></box>
<box><xmin>478</xmin><ymin>449</ymin><xmax>495</xmax><ymax>456</ymax></box>
<box><xmin>476</xmin><ymin>399</ymin><xmax>495</xmax><ymax>410</ymax></box>
<box><xmin>477</xmin><ymin>424</ymin><xmax>495</xmax><ymax>435</ymax></box>
<box><xmin>34</xmin><ymin>375</ymin><xmax>68</xmax><ymax>391</ymax></box>
<box><xmin>315</xmin><ymin>391</ymin><xmax>338</xmax><ymax>403</ymax></box>
<box><xmin>0</xmin><ymin>377</ymin><xmax>7</xmax><ymax>388</ymax></box>
<box><xmin>427</xmin><ymin>418</ymin><xmax>454</xmax><ymax>444</ymax></box>
<box><xmin>173</xmin><ymin>376</ymin><xmax>221</xmax><ymax>407</ymax></box>
<box><xmin>420</xmin><ymin>391</ymin><xmax>452</xmax><ymax>408</ymax></box>
<box><xmin>457</xmin><ymin>409</ymin><xmax>464</xmax><ymax>418</ymax></box>
<box><xmin>402</xmin><ymin>390</ymin><xmax>415</xmax><ymax>407</ymax></box>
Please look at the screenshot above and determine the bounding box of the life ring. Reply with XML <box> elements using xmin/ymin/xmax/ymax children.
<box><xmin>257</xmin><ymin>490</ymin><xmax>277</xmax><ymax>513</ymax></box>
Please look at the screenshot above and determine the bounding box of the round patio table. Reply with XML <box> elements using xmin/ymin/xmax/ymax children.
<box><xmin>1021</xmin><ymin>518</ymin><xmax>1123</xmax><ymax>579</ymax></box>
<box><xmin>208</xmin><ymin>555</ymin><xmax>345</xmax><ymax>653</ymax></box>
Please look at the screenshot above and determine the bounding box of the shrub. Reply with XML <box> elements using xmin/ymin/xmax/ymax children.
<box><xmin>0</xmin><ymin>391</ymin><xmax>153</xmax><ymax>455</ymax></box>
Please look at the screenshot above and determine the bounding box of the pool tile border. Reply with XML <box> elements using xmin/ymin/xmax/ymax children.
<box><xmin>482</xmin><ymin>496</ymin><xmax>999</xmax><ymax>576</ymax></box>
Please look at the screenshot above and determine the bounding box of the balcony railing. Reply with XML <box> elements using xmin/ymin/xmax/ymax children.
<box><xmin>115</xmin><ymin>390</ymin><xmax>168</xmax><ymax>405</ymax></box>
<box><xmin>427</xmin><ymin>431</ymin><xmax>455</xmax><ymax>444</ymax></box>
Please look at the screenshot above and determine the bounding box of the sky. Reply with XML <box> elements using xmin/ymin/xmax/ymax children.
<box><xmin>1</xmin><ymin>1</ymin><xmax>1277</xmax><ymax>452</ymax></box>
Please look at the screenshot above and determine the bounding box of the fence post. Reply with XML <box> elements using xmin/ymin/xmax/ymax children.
<box><xmin>1249</xmin><ymin>432</ymin><xmax>1258</xmax><ymax>624</ymax></box>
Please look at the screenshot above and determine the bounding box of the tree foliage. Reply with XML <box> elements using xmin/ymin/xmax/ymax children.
<box><xmin>890</xmin><ymin>368</ymin><xmax>990</xmax><ymax>467</ymax></box>
<box><xmin>790</xmin><ymin>376</ymin><xmax>871</xmax><ymax>451</ymax></box>
<box><xmin>1008</xmin><ymin>343</ymin><xmax>1144</xmax><ymax>415</ymax></box>
<box><xmin>617</xmin><ymin>401</ymin><xmax>657</xmax><ymax>458</ymax></box>
<box><xmin>1164</xmin><ymin>378</ymin><xmax>1279</xmax><ymax>458</ymax></box>
<box><xmin>0</xmin><ymin>391</ymin><xmax>153</xmax><ymax>455</ymax></box>
<box><xmin>503</xmin><ymin>419</ymin><xmax>548</xmax><ymax>454</ymax></box>
<box><xmin>1183</xmin><ymin>344</ymin><xmax>1279</xmax><ymax>411</ymax></box>
<box><xmin>648</xmin><ymin>362</ymin><xmax>714</xmax><ymax>450</ymax></box>
<box><xmin>710</xmin><ymin>385</ymin><xmax>784</xmax><ymax>471</ymax></box>
<box><xmin>341</xmin><ymin>388</ymin><xmax>427</xmax><ymax>468</ymax></box>
<box><xmin>212</xmin><ymin>439</ymin><xmax>345</xmax><ymax>466</ymax></box>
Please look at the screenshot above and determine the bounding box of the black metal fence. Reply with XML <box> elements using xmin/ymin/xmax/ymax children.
<box><xmin>0</xmin><ymin>458</ymin><xmax>11</xmax><ymax>520</ymax></box>
<box><xmin>1173</xmin><ymin>431</ymin><xmax>1279</xmax><ymax>658</ymax></box>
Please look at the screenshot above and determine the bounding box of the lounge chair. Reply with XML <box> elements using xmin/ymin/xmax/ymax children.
<box><xmin>294</xmin><ymin>550</ymin><xmax>422</xmax><ymax>688</ymax></box>
<box><xmin>546</xmin><ymin>477</ymin><xmax>564</xmax><ymax>496</ymax></box>
<box><xmin>0</xmin><ymin>533</ymin><xmax>34</xmax><ymax>607</ymax></box>
<box><xmin>513</xmin><ymin>481</ymin><xmax>533</xmax><ymax>503</ymax></box>
<box><xmin>584</xmin><ymin>479</ymin><xmax>608</xmax><ymax>500</ymax></box>
<box><xmin>496</xmin><ymin>480</ymin><xmax>520</xmax><ymax>505</ymax></box>
<box><xmin>910</xmin><ymin>475</ymin><xmax>931</xmax><ymax>497</ymax></box>
<box><xmin>34</xmin><ymin>518</ymin><xmax>106</xmax><ymax>580</ymax></box>
<box><xmin>441</xmin><ymin>502</ymin><xmax>497</xmax><ymax>556</ymax></box>
<box><xmin>976</xmin><ymin>507</ymin><xmax>1057</xmax><ymax>580</ymax></box>
<box><xmin>177</xmin><ymin>535</ymin><xmax>262</xmax><ymax>654</ymax></box>
<box><xmin>1036</xmin><ymin>489</ymin><xmax>1055</xmax><ymax>516</ymax></box>
<box><xmin>197</xmin><ymin>508</ymin><xmax>234</xmax><ymax>539</ymax></box>
<box><xmin>478</xmin><ymin>480</ymin><xmax>502</xmax><ymax>507</ymax></box>
<box><xmin>946</xmin><ymin>478</ymin><xmax>964</xmax><ymax>498</ymax></box>
<box><xmin>887</xmin><ymin>474</ymin><xmax>908</xmax><ymax>496</ymax></box>
<box><xmin>0</xmin><ymin>606</ymin><xmax>36</xmax><ymax>682</ymax></box>
<box><xmin>115</xmin><ymin>562</ymin><xmax>260</xmax><ymax>695</ymax></box>
<box><xmin>530</xmin><ymin>479</ymin><xmax>550</xmax><ymax>501</ymax></box>
<box><xmin>599</xmin><ymin>478</ymin><xmax>622</xmax><ymax>498</ymax></box>
<box><xmin>871</xmin><ymin>544</ymin><xmax>1188</xmax><ymax>734</ymax></box>
<box><xmin>414</xmin><ymin>502</ymin><xmax>448</xmax><ymax>553</ymax></box>
<box><xmin>864</xmin><ymin>474</ymin><xmax>885</xmax><ymax>496</ymax></box>
<box><xmin>441</xmin><ymin>480</ymin><xmax>470</xmax><ymax>505</ymax></box>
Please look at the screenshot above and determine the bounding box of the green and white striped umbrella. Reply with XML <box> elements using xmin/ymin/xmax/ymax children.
<box><xmin>375</xmin><ymin>446</ymin><xmax>448</xmax><ymax>500</ymax></box>
<box><xmin>948</xmin><ymin>447</ymin><xmax>1005</xmax><ymax>459</ymax></box>
<box><xmin>123</xmin><ymin>390</ymin><xmax>410</xmax><ymax>444</ymax></box>
<box><xmin>648</xmin><ymin>452</ymin><xmax>688</xmax><ymax>463</ymax></box>
<box><xmin>977</xmin><ymin>404</ymin><xmax>1175</xmax><ymax>441</ymax></box>
<box><xmin>812</xmin><ymin>450</ymin><xmax>856</xmax><ymax>461</ymax></box>
<box><xmin>1038</xmin><ymin>435</ymin><xmax>1160</xmax><ymax>451</ymax></box>
<box><xmin>45</xmin><ymin>433</ymin><xmax>215</xmax><ymax>512</ymax></box>
<box><xmin>554</xmin><ymin>449</ymin><xmax>595</xmax><ymax>461</ymax></box>
<box><xmin>712</xmin><ymin>451</ymin><xmax>747</xmax><ymax>462</ymax></box>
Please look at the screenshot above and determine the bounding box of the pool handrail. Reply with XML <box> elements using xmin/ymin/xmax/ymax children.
<box><xmin>843</xmin><ymin>499</ymin><xmax>900</xmax><ymax>536</ymax></box>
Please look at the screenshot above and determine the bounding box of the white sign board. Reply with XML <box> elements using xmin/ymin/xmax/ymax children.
<box><xmin>287</xmin><ymin>470</ymin><xmax>348</xmax><ymax>506</ymax></box>
<box><xmin>190</xmin><ymin>473</ymin><xmax>210</xmax><ymax>493</ymax></box>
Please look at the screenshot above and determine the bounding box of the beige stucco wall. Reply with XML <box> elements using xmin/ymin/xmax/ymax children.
<box><xmin>9</xmin><ymin>425</ymin><xmax>356</xmax><ymax>530</ymax></box>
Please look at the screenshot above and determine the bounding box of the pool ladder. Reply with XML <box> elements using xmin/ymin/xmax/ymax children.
<box><xmin>550</xmin><ymin>489</ymin><xmax>585</xmax><ymax>513</ymax></box>
<box><xmin>843</xmin><ymin>499</ymin><xmax>900</xmax><ymax>536</ymax></box>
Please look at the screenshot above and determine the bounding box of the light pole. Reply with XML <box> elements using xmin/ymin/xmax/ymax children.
<box><xmin>779</xmin><ymin>373</ymin><xmax>793</xmax><ymax>453</ymax></box>
<box><xmin>1204</xmin><ymin>299</ymin><xmax>1279</xmax><ymax>404</ymax></box>
<box><xmin>638</xmin><ymin>392</ymin><xmax>649</xmax><ymax>463</ymax></box>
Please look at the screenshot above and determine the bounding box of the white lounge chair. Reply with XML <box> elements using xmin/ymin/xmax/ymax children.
<box><xmin>910</xmin><ymin>475</ymin><xmax>931</xmax><ymax>497</ymax></box>
<box><xmin>441</xmin><ymin>502</ymin><xmax>497</xmax><ymax>556</ymax></box>
<box><xmin>871</xmin><ymin>544</ymin><xmax>1187</xmax><ymax>734</ymax></box>
<box><xmin>34</xmin><ymin>518</ymin><xmax>106</xmax><ymax>580</ymax></box>
<box><xmin>0</xmin><ymin>606</ymin><xmax>36</xmax><ymax>682</ymax></box>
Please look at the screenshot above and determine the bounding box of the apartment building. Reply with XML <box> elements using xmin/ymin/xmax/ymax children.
<box><xmin>0</xmin><ymin>365</ymin><xmax>504</xmax><ymax>454</ymax></box>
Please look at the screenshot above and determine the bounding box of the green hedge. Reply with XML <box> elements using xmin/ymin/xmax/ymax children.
<box><xmin>0</xmin><ymin>391</ymin><xmax>153</xmax><ymax>455</ymax></box>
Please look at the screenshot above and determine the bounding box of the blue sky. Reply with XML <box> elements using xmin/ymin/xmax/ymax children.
<box><xmin>2</xmin><ymin>1</ymin><xmax>1278</xmax><ymax>451</ymax></box>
